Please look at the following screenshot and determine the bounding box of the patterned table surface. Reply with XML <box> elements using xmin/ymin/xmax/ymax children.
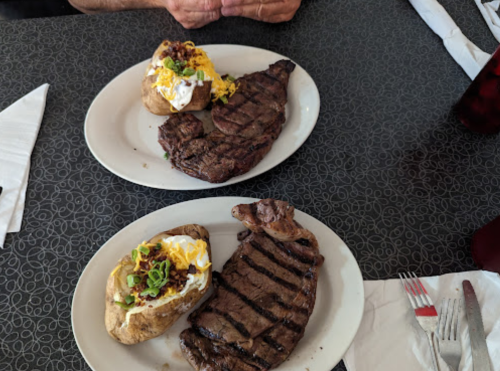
<box><xmin>1</xmin><ymin>0</ymin><xmax>499</xmax><ymax>370</ymax></box>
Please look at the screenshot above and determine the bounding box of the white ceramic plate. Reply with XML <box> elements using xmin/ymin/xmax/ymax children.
<box><xmin>72</xmin><ymin>197</ymin><xmax>364</xmax><ymax>371</ymax></box>
<box><xmin>84</xmin><ymin>45</ymin><xmax>320</xmax><ymax>190</ymax></box>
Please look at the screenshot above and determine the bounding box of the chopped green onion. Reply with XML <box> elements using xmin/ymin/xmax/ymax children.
<box><xmin>127</xmin><ymin>274</ymin><xmax>141</xmax><ymax>288</ymax></box>
<box><xmin>148</xmin><ymin>269</ymin><xmax>162</xmax><ymax>282</ymax></box>
<box><xmin>147</xmin><ymin>278</ymin><xmax>155</xmax><ymax>288</ymax></box>
<box><xmin>220</xmin><ymin>96</ymin><xmax>228</xmax><ymax>104</ymax></box>
<box><xmin>115</xmin><ymin>301</ymin><xmax>135</xmax><ymax>310</ymax></box>
<box><xmin>197</xmin><ymin>70</ymin><xmax>205</xmax><ymax>81</ymax></box>
<box><xmin>138</xmin><ymin>245</ymin><xmax>150</xmax><ymax>255</ymax></box>
<box><xmin>155</xmin><ymin>278</ymin><xmax>168</xmax><ymax>289</ymax></box>
<box><xmin>131</xmin><ymin>249</ymin><xmax>138</xmax><ymax>262</ymax></box>
<box><xmin>164</xmin><ymin>152</ymin><xmax>169</xmax><ymax>160</ymax></box>
<box><xmin>155</xmin><ymin>242</ymin><xmax>162</xmax><ymax>250</ymax></box>
<box><xmin>164</xmin><ymin>259</ymin><xmax>171</xmax><ymax>277</ymax></box>
<box><xmin>125</xmin><ymin>295</ymin><xmax>135</xmax><ymax>305</ymax></box>
<box><xmin>140</xmin><ymin>287</ymin><xmax>160</xmax><ymax>297</ymax></box>
<box><xmin>159</xmin><ymin>261</ymin><xmax>166</xmax><ymax>275</ymax></box>
<box><xmin>183</xmin><ymin>68</ymin><xmax>196</xmax><ymax>76</ymax></box>
<box><xmin>226</xmin><ymin>75</ymin><xmax>235</xmax><ymax>82</ymax></box>
<box><xmin>164</xmin><ymin>57</ymin><xmax>174</xmax><ymax>70</ymax></box>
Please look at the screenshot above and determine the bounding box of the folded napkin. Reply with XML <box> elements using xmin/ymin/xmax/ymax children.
<box><xmin>408</xmin><ymin>0</ymin><xmax>492</xmax><ymax>79</ymax></box>
<box><xmin>0</xmin><ymin>84</ymin><xmax>49</xmax><ymax>248</ymax></box>
<box><xmin>344</xmin><ymin>271</ymin><xmax>500</xmax><ymax>371</ymax></box>
<box><xmin>475</xmin><ymin>0</ymin><xmax>500</xmax><ymax>43</ymax></box>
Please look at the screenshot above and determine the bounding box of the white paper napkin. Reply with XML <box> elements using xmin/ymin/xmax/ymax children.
<box><xmin>408</xmin><ymin>0</ymin><xmax>492</xmax><ymax>79</ymax></box>
<box><xmin>343</xmin><ymin>271</ymin><xmax>500</xmax><ymax>371</ymax></box>
<box><xmin>0</xmin><ymin>84</ymin><xmax>49</xmax><ymax>248</ymax></box>
<box><xmin>475</xmin><ymin>0</ymin><xmax>500</xmax><ymax>43</ymax></box>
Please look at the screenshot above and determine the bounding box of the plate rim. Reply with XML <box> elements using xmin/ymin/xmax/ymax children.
<box><xmin>71</xmin><ymin>196</ymin><xmax>364</xmax><ymax>371</ymax></box>
<box><xmin>84</xmin><ymin>44</ymin><xmax>321</xmax><ymax>190</ymax></box>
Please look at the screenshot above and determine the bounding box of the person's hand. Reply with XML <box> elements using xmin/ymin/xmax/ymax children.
<box><xmin>161</xmin><ymin>0</ymin><xmax>223</xmax><ymax>29</ymax></box>
<box><xmin>221</xmin><ymin>0</ymin><xmax>301</xmax><ymax>23</ymax></box>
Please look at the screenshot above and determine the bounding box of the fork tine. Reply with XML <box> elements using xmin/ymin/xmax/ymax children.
<box><xmin>410</xmin><ymin>272</ymin><xmax>434</xmax><ymax>306</ymax></box>
<box><xmin>452</xmin><ymin>298</ymin><xmax>461</xmax><ymax>341</ymax></box>
<box><xmin>444</xmin><ymin>299</ymin><xmax>452</xmax><ymax>341</ymax></box>
<box><xmin>405</xmin><ymin>272</ymin><xmax>425</xmax><ymax>307</ymax></box>
<box><xmin>403</xmin><ymin>272</ymin><xmax>424</xmax><ymax>307</ymax></box>
<box><xmin>399</xmin><ymin>273</ymin><xmax>418</xmax><ymax>308</ymax></box>
<box><xmin>439</xmin><ymin>299</ymin><xmax>446</xmax><ymax>340</ymax></box>
<box><xmin>450</xmin><ymin>299</ymin><xmax>457</xmax><ymax>341</ymax></box>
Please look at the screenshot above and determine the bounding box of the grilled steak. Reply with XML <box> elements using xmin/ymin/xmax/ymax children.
<box><xmin>158</xmin><ymin>61</ymin><xmax>295</xmax><ymax>183</ymax></box>
<box><xmin>212</xmin><ymin>60</ymin><xmax>296</xmax><ymax>138</ymax></box>
<box><xmin>180</xmin><ymin>199</ymin><xmax>324</xmax><ymax>371</ymax></box>
<box><xmin>158</xmin><ymin>113</ymin><xmax>282</xmax><ymax>183</ymax></box>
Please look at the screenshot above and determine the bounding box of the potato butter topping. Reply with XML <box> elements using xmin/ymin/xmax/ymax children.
<box><xmin>112</xmin><ymin>235</ymin><xmax>211</xmax><ymax>318</ymax></box>
<box><xmin>149</xmin><ymin>41</ymin><xmax>237</xmax><ymax>111</ymax></box>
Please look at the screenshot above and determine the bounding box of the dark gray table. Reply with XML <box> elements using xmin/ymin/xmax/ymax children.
<box><xmin>1</xmin><ymin>0</ymin><xmax>499</xmax><ymax>370</ymax></box>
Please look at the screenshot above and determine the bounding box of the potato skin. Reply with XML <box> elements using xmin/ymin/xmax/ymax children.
<box><xmin>104</xmin><ymin>224</ymin><xmax>212</xmax><ymax>345</ymax></box>
<box><xmin>141</xmin><ymin>40</ymin><xmax>212</xmax><ymax>115</ymax></box>
<box><xmin>141</xmin><ymin>73</ymin><xmax>212</xmax><ymax>115</ymax></box>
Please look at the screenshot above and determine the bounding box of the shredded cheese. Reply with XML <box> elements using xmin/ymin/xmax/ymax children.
<box><xmin>160</xmin><ymin>287</ymin><xmax>178</xmax><ymax>298</ymax></box>
<box><xmin>110</xmin><ymin>264</ymin><xmax>121</xmax><ymax>277</ymax></box>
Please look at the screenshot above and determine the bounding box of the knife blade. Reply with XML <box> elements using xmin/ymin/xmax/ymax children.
<box><xmin>463</xmin><ymin>280</ymin><xmax>492</xmax><ymax>371</ymax></box>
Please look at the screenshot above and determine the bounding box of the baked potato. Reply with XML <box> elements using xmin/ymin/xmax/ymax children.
<box><xmin>104</xmin><ymin>224</ymin><xmax>212</xmax><ymax>345</ymax></box>
<box><xmin>141</xmin><ymin>40</ymin><xmax>237</xmax><ymax>115</ymax></box>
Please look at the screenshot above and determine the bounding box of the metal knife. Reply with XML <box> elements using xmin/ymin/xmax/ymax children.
<box><xmin>463</xmin><ymin>280</ymin><xmax>492</xmax><ymax>371</ymax></box>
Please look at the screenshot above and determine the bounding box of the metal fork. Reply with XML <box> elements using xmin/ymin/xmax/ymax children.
<box><xmin>399</xmin><ymin>272</ymin><xmax>441</xmax><ymax>371</ymax></box>
<box><xmin>438</xmin><ymin>299</ymin><xmax>462</xmax><ymax>371</ymax></box>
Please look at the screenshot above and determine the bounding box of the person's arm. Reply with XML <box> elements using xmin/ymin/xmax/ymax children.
<box><xmin>69</xmin><ymin>0</ymin><xmax>222</xmax><ymax>29</ymax></box>
<box><xmin>68</xmin><ymin>0</ymin><xmax>162</xmax><ymax>14</ymax></box>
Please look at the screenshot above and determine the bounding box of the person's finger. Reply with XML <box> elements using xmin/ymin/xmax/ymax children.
<box><xmin>222</xmin><ymin>2</ymin><xmax>291</xmax><ymax>21</ymax></box>
<box><xmin>221</xmin><ymin>0</ymin><xmax>280</xmax><ymax>6</ymax></box>
<box><xmin>174</xmin><ymin>9</ymin><xmax>221</xmax><ymax>29</ymax></box>
<box><xmin>265</xmin><ymin>10</ymin><xmax>296</xmax><ymax>22</ymax></box>
<box><xmin>169</xmin><ymin>0</ymin><xmax>222</xmax><ymax>13</ymax></box>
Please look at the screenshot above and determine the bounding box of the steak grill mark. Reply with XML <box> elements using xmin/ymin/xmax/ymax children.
<box><xmin>248</xmin><ymin>240</ymin><xmax>306</xmax><ymax>277</ymax></box>
<box><xmin>229</xmin><ymin>343</ymin><xmax>272</xmax><ymax>370</ymax></box>
<box><xmin>204</xmin><ymin>306</ymin><xmax>251</xmax><ymax>338</ymax></box>
<box><xmin>274</xmin><ymin>240</ymin><xmax>316</xmax><ymax>265</ymax></box>
<box><xmin>241</xmin><ymin>254</ymin><xmax>300</xmax><ymax>292</ymax></box>
<box><xmin>263</xmin><ymin>335</ymin><xmax>286</xmax><ymax>353</ymax></box>
<box><xmin>213</xmin><ymin>272</ymin><xmax>279</xmax><ymax>323</ymax></box>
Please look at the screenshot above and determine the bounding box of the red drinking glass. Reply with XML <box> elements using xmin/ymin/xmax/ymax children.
<box><xmin>456</xmin><ymin>45</ymin><xmax>500</xmax><ymax>134</ymax></box>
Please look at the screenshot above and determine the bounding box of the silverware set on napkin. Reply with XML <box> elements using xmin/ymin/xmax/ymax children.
<box><xmin>399</xmin><ymin>274</ymin><xmax>492</xmax><ymax>371</ymax></box>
